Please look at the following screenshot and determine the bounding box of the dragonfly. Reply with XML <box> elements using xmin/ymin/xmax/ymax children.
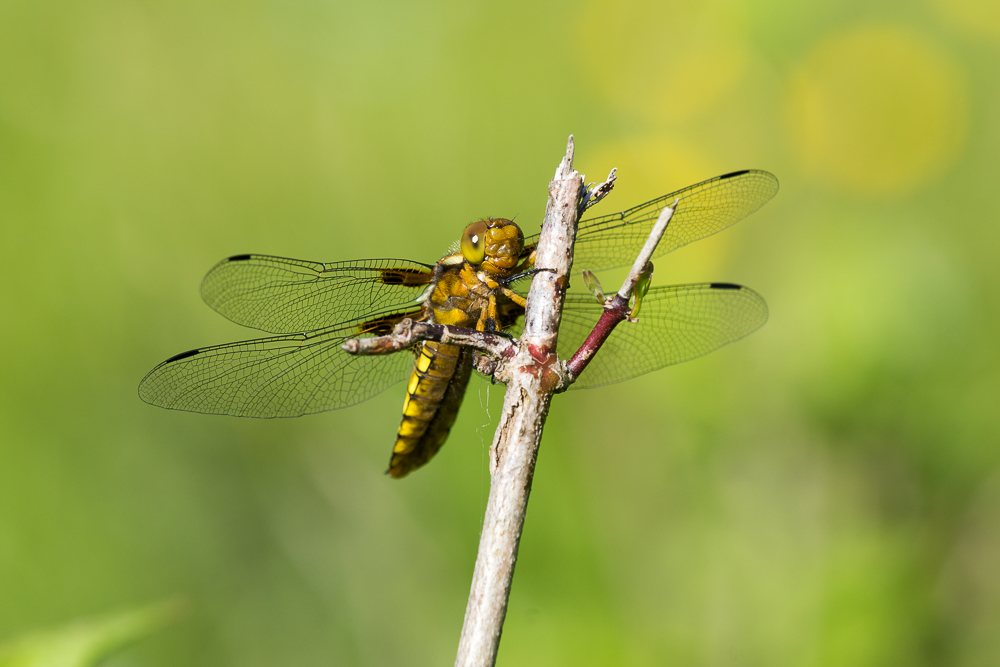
<box><xmin>139</xmin><ymin>169</ymin><xmax>777</xmax><ymax>477</ymax></box>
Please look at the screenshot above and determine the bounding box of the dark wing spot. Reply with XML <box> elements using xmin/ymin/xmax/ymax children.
<box><xmin>380</xmin><ymin>268</ymin><xmax>433</xmax><ymax>286</ymax></box>
<box><xmin>710</xmin><ymin>282</ymin><xmax>742</xmax><ymax>290</ymax></box>
<box><xmin>227</xmin><ymin>254</ymin><xmax>252</xmax><ymax>262</ymax></box>
<box><xmin>718</xmin><ymin>170</ymin><xmax>750</xmax><ymax>180</ymax></box>
<box><xmin>358</xmin><ymin>308</ymin><xmax>424</xmax><ymax>335</ymax></box>
<box><xmin>165</xmin><ymin>348</ymin><xmax>200</xmax><ymax>363</ymax></box>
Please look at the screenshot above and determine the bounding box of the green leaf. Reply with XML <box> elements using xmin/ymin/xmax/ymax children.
<box><xmin>0</xmin><ymin>600</ymin><xmax>183</xmax><ymax>667</ymax></box>
<box><xmin>581</xmin><ymin>270</ymin><xmax>605</xmax><ymax>303</ymax></box>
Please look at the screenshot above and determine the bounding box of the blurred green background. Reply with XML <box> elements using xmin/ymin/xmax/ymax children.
<box><xmin>2</xmin><ymin>0</ymin><xmax>998</xmax><ymax>665</ymax></box>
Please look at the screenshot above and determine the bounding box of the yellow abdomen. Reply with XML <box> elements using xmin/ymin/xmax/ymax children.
<box><xmin>388</xmin><ymin>340</ymin><xmax>473</xmax><ymax>478</ymax></box>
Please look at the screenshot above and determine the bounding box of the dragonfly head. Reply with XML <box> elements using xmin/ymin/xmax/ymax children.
<box><xmin>460</xmin><ymin>218</ymin><xmax>524</xmax><ymax>275</ymax></box>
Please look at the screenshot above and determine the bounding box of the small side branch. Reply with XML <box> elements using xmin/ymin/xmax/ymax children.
<box><xmin>617</xmin><ymin>197</ymin><xmax>679</xmax><ymax>300</ymax></box>
<box><xmin>342</xmin><ymin>319</ymin><xmax>515</xmax><ymax>359</ymax></box>
<box><xmin>565</xmin><ymin>198</ymin><xmax>678</xmax><ymax>382</ymax></box>
<box><xmin>580</xmin><ymin>167</ymin><xmax>617</xmax><ymax>214</ymax></box>
<box><xmin>564</xmin><ymin>295</ymin><xmax>630</xmax><ymax>380</ymax></box>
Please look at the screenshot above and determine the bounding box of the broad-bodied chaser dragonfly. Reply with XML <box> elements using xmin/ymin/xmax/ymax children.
<box><xmin>139</xmin><ymin>169</ymin><xmax>777</xmax><ymax>477</ymax></box>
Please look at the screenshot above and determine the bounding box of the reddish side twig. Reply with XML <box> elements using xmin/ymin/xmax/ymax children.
<box><xmin>564</xmin><ymin>294</ymin><xmax>631</xmax><ymax>379</ymax></box>
<box><xmin>565</xmin><ymin>197</ymin><xmax>678</xmax><ymax>382</ymax></box>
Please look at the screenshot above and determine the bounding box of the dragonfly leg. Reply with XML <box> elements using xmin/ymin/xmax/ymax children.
<box><xmin>501</xmin><ymin>288</ymin><xmax>527</xmax><ymax>308</ymax></box>
<box><xmin>476</xmin><ymin>294</ymin><xmax>514</xmax><ymax>339</ymax></box>
<box><xmin>485</xmin><ymin>326</ymin><xmax>516</xmax><ymax>341</ymax></box>
<box><xmin>485</xmin><ymin>294</ymin><xmax>499</xmax><ymax>332</ymax></box>
<box><xmin>497</xmin><ymin>267</ymin><xmax>553</xmax><ymax>286</ymax></box>
<box><xmin>511</xmin><ymin>248</ymin><xmax>537</xmax><ymax>273</ymax></box>
<box><xmin>475</xmin><ymin>302</ymin><xmax>490</xmax><ymax>331</ymax></box>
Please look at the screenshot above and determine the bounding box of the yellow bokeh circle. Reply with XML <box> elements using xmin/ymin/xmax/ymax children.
<box><xmin>786</xmin><ymin>26</ymin><xmax>968</xmax><ymax>196</ymax></box>
<box><xmin>582</xmin><ymin>137</ymin><xmax>731</xmax><ymax>276</ymax></box>
<box><xmin>928</xmin><ymin>0</ymin><xmax>1000</xmax><ymax>41</ymax></box>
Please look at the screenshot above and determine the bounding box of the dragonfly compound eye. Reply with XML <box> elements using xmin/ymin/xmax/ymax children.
<box><xmin>461</xmin><ymin>220</ymin><xmax>488</xmax><ymax>265</ymax></box>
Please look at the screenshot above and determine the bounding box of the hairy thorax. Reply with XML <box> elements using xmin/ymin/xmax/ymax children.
<box><xmin>425</xmin><ymin>218</ymin><xmax>530</xmax><ymax>330</ymax></box>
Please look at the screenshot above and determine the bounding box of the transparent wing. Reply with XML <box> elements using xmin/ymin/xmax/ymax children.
<box><xmin>200</xmin><ymin>254</ymin><xmax>434</xmax><ymax>334</ymax></box>
<box><xmin>558</xmin><ymin>283</ymin><xmax>768</xmax><ymax>389</ymax></box>
<box><xmin>525</xmin><ymin>170</ymin><xmax>778</xmax><ymax>272</ymax></box>
<box><xmin>138</xmin><ymin>309</ymin><xmax>421</xmax><ymax>417</ymax></box>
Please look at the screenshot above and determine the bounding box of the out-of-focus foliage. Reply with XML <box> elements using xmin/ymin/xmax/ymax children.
<box><xmin>0</xmin><ymin>601</ymin><xmax>181</xmax><ymax>667</ymax></box>
<box><xmin>1</xmin><ymin>0</ymin><xmax>998</xmax><ymax>665</ymax></box>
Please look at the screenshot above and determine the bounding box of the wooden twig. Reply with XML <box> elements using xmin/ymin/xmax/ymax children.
<box><xmin>454</xmin><ymin>136</ymin><xmax>583</xmax><ymax>667</ymax></box>
<box><xmin>341</xmin><ymin>318</ymin><xmax>515</xmax><ymax>360</ymax></box>
<box><xmin>616</xmin><ymin>197</ymin><xmax>679</xmax><ymax>301</ymax></box>
<box><xmin>565</xmin><ymin>198</ymin><xmax>678</xmax><ymax>382</ymax></box>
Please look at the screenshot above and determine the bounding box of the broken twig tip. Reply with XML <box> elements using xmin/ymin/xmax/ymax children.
<box><xmin>580</xmin><ymin>166</ymin><xmax>618</xmax><ymax>213</ymax></box>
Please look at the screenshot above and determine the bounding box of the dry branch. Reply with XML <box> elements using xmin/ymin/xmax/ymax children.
<box><xmin>453</xmin><ymin>137</ymin><xmax>583</xmax><ymax>667</ymax></box>
<box><xmin>341</xmin><ymin>318</ymin><xmax>515</xmax><ymax>360</ymax></box>
<box><xmin>341</xmin><ymin>137</ymin><xmax>674</xmax><ymax>667</ymax></box>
